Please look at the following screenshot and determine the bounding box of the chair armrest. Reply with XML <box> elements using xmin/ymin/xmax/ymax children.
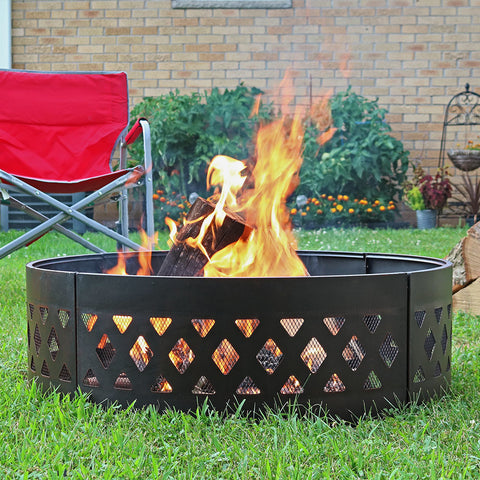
<box><xmin>125</xmin><ymin>117</ymin><xmax>148</xmax><ymax>145</ymax></box>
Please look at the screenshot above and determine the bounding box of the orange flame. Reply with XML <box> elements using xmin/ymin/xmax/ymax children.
<box><xmin>106</xmin><ymin>229</ymin><xmax>157</xmax><ymax>276</ymax></box>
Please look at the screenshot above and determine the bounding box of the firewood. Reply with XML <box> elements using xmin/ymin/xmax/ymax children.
<box><xmin>453</xmin><ymin>277</ymin><xmax>480</xmax><ymax>315</ymax></box>
<box><xmin>445</xmin><ymin>221</ymin><xmax>480</xmax><ymax>293</ymax></box>
<box><xmin>157</xmin><ymin>197</ymin><xmax>250</xmax><ymax>276</ymax></box>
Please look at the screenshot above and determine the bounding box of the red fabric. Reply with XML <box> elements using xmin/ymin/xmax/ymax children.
<box><xmin>0</xmin><ymin>70</ymin><xmax>129</xmax><ymax>192</ymax></box>
<box><xmin>125</xmin><ymin>118</ymin><xmax>144</xmax><ymax>145</ymax></box>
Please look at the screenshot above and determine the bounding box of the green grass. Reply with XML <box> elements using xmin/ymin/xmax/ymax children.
<box><xmin>1</xmin><ymin>227</ymin><xmax>480</xmax><ymax>479</ymax></box>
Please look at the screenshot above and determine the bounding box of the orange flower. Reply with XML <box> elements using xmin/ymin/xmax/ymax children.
<box><xmin>343</xmin><ymin>195</ymin><xmax>349</xmax><ymax>202</ymax></box>
<box><xmin>290</xmin><ymin>208</ymin><xmax>297</xmax><ymax>215</ymax></box>
<box><xmin>379</xmin><ymin>205</ymin><xmax>386</xmax><ymax>211</ymax></box>
<box><xmin>301</xmin><ymin>212</ymin><xmax>307</xmax><ymax>216</ymax></box>
<box><xmin>317</xmin><ymin>209</ymin><xmax>323</xmax><ymax>215</ymax></box>
<box><xmin>336</xmin><ymin>204</ymin><xmax>344</xmax><ymax>212</ymax></box>
<box><xmin>367</xmin><ymin>208</ymin><xmax>372</xmax><ymax>213</ymax></box>
<box><xmin>159</xmin><ymin>197</ymin><xmax>166</xmax><ymax>202</ymax></box>
<box><xmin>348</xmin><ymin>208</ymin><xmax>354</xmax><ymax>214</ymax></box>
<box><xmin>330</xmin><ymin>207</ymin><xmax>337</xmax><ymax>213</ymax></box>
<box><xmin>152</xmin><ymin>193</ymin><xmax>159</xmax><ymax>200</ymax></box>
<box><xmin>321</xmin><ymin>194</ymin><xmax>327</xmax><ymax>199</ymax></box>
<box><xmin>327</xmin><ymin>195</ymin><xmax>334</xmax><ymax>201</ymax></box>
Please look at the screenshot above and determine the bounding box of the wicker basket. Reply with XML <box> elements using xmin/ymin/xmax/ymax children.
<box><xmin>447</xmin><ymin>149</ymin><xmax>480</xmax><ymax>171</ymax></box>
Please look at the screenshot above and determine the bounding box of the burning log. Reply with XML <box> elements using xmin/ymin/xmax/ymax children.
<box><xmin>158</xmin><ymin>197</ymin><xmax>251</xmax><ymax>277</ymax></box>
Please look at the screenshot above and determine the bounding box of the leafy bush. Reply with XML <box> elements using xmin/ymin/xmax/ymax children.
<box><xmin>298</xmin><ymin>88</ymin><xmax>409</xmax><ymax>204</ymax></box>
<box><xmin>129</xmin><ymin>85</ymin><xmax>272</xmax><ymax>203</ymax></box>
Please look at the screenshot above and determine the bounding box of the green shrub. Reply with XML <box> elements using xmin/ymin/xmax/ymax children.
<box><xmin>129</xmin><ymin>85</ymin><xmax>272</xmax><ymax>203</ymax></box>
<box><xmin>298</xmin><ymin>88</ymin><xmax>409</xmax><ymax>204</ymax></box>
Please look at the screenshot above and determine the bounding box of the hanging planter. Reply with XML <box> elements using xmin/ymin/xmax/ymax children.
<box><xmin>447</xmin><ymin>149</ymin><xmax>480</xmax><ymax>172</ymax></box>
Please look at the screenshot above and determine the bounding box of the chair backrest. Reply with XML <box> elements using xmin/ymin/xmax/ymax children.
<box><xmin>0</xmin><ymin>70</ymin><xmax>129</xmax><ymax>183</ymax></box>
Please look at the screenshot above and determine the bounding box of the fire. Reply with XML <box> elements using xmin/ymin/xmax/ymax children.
<box><xmin>106</xmin><ymin>229</ymin><xmax>157</xmax><ymax>276</ymax></box>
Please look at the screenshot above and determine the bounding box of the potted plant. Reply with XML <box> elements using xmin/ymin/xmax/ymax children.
<box><xmin>404</xmin><ymin>164</ymin><xmax>452</xmax><ymax>229</ymax></box>
<box><xmin>448</xmin><ymin>139</ymin><xmax>480</xmax><ymax>172</ymax></box>
<box><xmin>454</xmin><ymin>174</ymin><xmax>480</xmax><ymax>226</ymax></box>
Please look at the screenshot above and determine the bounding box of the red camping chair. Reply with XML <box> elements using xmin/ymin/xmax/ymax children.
<box><xmin>0</xmin><ymin>69</ymin><xmax>154</xmax><ymax>259</ymax></box>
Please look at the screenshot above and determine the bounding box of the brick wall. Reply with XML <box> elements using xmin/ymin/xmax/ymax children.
<box><xmin>10</xmin><ymin>0</ymin><xmax>480</xmax><ymax>169</ymax></box>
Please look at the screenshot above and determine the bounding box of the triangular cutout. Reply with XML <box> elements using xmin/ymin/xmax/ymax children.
<box><xmin>235</xmin><ymin>318</ymin><xmax>260</xmax><ymax>338</ymax></box>
<box><xmin>81</xmin><ymin>313</ymin><xmax>98</xmax><ymax>332</ymax></box>
<box><xmin>192</xmin><ymin>376</ymin><xmax>215</xmax><ymax>395</ymax></box>
<box><xmin>413</xmin><ymin>366</ymin><xmax>426</xmax><ymax>383</ymax></box>
<box><xmin>434</xmin><ymin>307</ymin><xmax>443</xmax><ymax>324</ymax></box>
<box><xmin>113</xmin><ymin>315</ymin><xmax>132</xmax><ymax>334</ymax></box>
<box><xmin>150</xmin><ymin>317</ymin><xmax>172</xmax><ymax>336</ymax></box>
<box><xmin>236</xmin><ymin>376</ymin><xmax>261</xmax><ymax>395</ymax></box>
<box><xmin>280</xmin><ymin>375</ymin><xmax>304</xmax><ymax>394</ymax></box>
<box><xmin>41</xmin><ymin>360</ymin><xmax>50</xmax><ymax>378</ymax></box>
<box><xmin>83</xmin><ymin>369</ymin><xmax>100</xmax><ymax>388</ymax></box>
<box><xmin>191</xmin><ymin>318</ymin><xmax>215</xmax><ymax>338</ymax></box>
<box><xmin>415</xmin><ymin>310</ymin><xmax>426</xmax><ymax>328</ymax></box>
<box><xmin>28</xmin><ymin>303</ymin><xmax>35</xmax><ymax>321</ymax></box>
<box><xmin>280</xmin><ymin>318</ymin><xmax>304</xmax><ymax>337</ymax></box>
<box><xmin>30</xmin><ymin>356</ymin><xmax>36</xmax><ymax>372</ymax></box>
<box><xmin>434</xmin><ymin>361</ymin><xmax>442</xmax><ymax>377</ymax></box>
<box><xmin>151</xmin><ymin>375</ymin><xmax>173</xmax><ymax>393</ymax></box>
<box><xmin>323</xmin><ymin>316</ymin><xmax>345</xmax><ymax>336</ymax></box>
<box><xmin>39</xmin><ymin>306</ymin><xmax>49</xmax><ymax>325</ymax></box>
<box><xmin>114</xmin><ymin>372</ymin><xmax>132</xmax><ymax>390</ymax></box>
<box><xmin>323</xmin><ymin>373</ymin><xmax>346</xmax><ymax>393</ymax></box>
<box><xmin>363</xmin><ymin>314</ymin><xmax>381</xmax><ymax>334</ymax></box>
<box><xmin>363</xmin><ymin>370</ymin><xmax>382</xmax><ymax>390</ymax></box>
<box><xmin>59</xmin><ymin>364</ymin><xmax>72</xmax><ymax>382</ymax></box>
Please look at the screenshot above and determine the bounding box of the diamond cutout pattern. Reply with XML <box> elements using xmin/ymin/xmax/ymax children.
<box><xmin>280</xmin><ymin>375</ymin><xmax>304</xmax><ymax>394</ymax></box>
<box><xmin>34</xmin><ymin>324</ymin><xmax>41</xmax><ymax>355</ymax></box>
<box><xmin>413</xmin><ymin>366</ymin><xmax>426</xmax><ymax>383</ymax></box>
<box><xmin>363</xmin><ymin>370</ymin><xmax>382</xmax><ymax>390</ymax></box>
<box><xmin>130</xmin><ymin>336</ymin><xmax>153</xmax><ymax>372</ymax></box>
<box><xmin>192</xmin><ymin>319</ymin><xmax>215</xmax><ymax>338</ymax></box>
<box><xmin>415</xmin><ymin>310</ymin><xmax>426</xmax><ymax>328</ymax></box>
<box><xmin>192</xmin><ymin>376</ymin><xmax>216</xmax><ymax>395</ymax></box>
<box><xmin>301</xmin><ymin>338</ymin><xmax>326</xmax><ymax>373</ymax></box>
<box><xmin>82</xmin><ymin>313</ymin><xmax>98</xmax><ymax>332</ymax></box>
<box><xmin>441</xmin><ymin>324</ymin><xmax>448</xmax><ymax>355</ymax></box>
<box><xmin>150</xmin><ymin>317</ymin><xmax>172</xmax><ymax>336</ymax></box>
<box><xmin>324</xmin><ymin>373</ymin><xmax>346</xmax><ymax>393</ymax></box>
<box><xmin>83</xmin><ymin>369</ymin><xmax>100</xmax><ymax>388</ymax></box>
<box><xmin>434</xmin><ymin>361</ymin><xmax>442</xmax><ymax>377</ymax></box>
<box><xmin>28</xmin><ymin>303</ymin><xmax>35</xmax><ymax>320</ymax></box>
<box><xmin>342</xmin><ymin>336</ymin><xmax>366</xmax><ymax>371</ymax></box>
<box><xmin>212</xmin><ymin>339</ymin><xmax>239</xmax><ymax>375</ymax></box>
<box><xmin>47</xmin><ymin>327</ymin><xmax>60</xmax><ymax>361</ymax></box>
<box><xmin>114</xmin><ymin>372</ymin><xmax>132</xmax><ymax>390</ymax></box>
<box><xmin>113</xmin><ymin>315</ymin><xmax>133</xmax><ymax>334</ymax></box>
<box><xmin>257</xmin><ymin>339</ymin><xmax>283</xmax><ymax>374</ymax></box>
<box><xmin>151</xmin><ymin>375</ymin><xmax>173</xmax><ymax>393</ymax></box>
<box><xmin>379</xmin><ymin>333</ymin><xmax>399</xmax><ymax>368</ymax></box>
<box><xmin>363</xmin><ymin>314</ymin><xmax>381</xmax><ymax>333</ymax></box>
<box><xmin>323</xmin><ymin>316</ymin><xmax>345</xmax><ymax>336</ymax></box>
<box><xmin>235</xmin><ymin>318</ymin><xmax>260</xmax><ymax>338</ymax></box>
<box><xmin>236</xmin><ymin>376</ymin><xmax>260</xmax><ymax>395</ymax></box>
<box><xmin>59</xmin><ymin>364</ymin><xmax>72</xmax><ymax>382</ymax></box>
<box><xmin>39</xmin><ymin>306</ymin><xmax>49</xmax><ymax>325</ymax></box>
<box><xmin>96</xmin><ymin>334</ymin><xmax>116</xmax><ymax>369</ymax></box>
<box><xmin>280</xmin><ymin>318</ymin><xmax>304</xmax><ymax>337</ymax></box>
<box><xmin>169</xmin><ymin>338</ymin><xmax>195</xmax><ymax>374</ymax></box>
<box><xmin>434</xmin><ymin>307</ymin><xmax>443</xmax><ymax>324</ymax></box>
<box><xmin>58</xmin><ymin>309</ymin><xmax>70</xmax><ymax>328</ymax></box>
<box><xmin>424</xmin><ymin>329</ymin><xmax>436</xmax><ymax>360</ymax></box>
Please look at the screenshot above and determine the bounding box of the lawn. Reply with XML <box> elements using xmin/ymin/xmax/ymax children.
<box><xmin>1</xmin><ymin>226</ymin><xmax>479</xmax><ymax>479</ymax></box>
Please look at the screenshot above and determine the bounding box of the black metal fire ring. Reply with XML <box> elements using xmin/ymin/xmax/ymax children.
<box><xmin>26</xmin><ymin>251</ymin><xmax>452</xmax><ymax>419</ymax></box>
